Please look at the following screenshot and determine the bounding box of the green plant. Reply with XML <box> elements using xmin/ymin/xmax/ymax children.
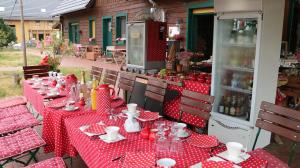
<box><xmin>48</xmin><ymin>56</ymin><xmax>61</xmax><ymax>71</ymax></box>
<box><xmin>0</xmin><ymin>19</ymin><xmax>16</xmax><ymax>48</ymax></box>
<box><xmin>49</xmin><ymin>32</ymin><xmax>63</xmax><ymax>56</ymax></box>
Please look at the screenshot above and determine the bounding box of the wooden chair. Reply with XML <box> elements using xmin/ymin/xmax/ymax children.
<box><xmin>179</xmin><ymin>89</ymin><xmax>214</xmax><ymax>128</ymax></box>
<box><xmin>90</xmin><ymin>66</ymin><xmax>103</xmax><ymax>83</ymax></box>
<box><xmin>103</xmin><ymin>69</ymin><xmax>119</xmax><ymax>87</ymax></box>
<box><xmin>144</xmin><ymin>79</ymin><xmax>168</xmax><ymax>113</ymax></box>
<box><xmin>117</xmin><ymin>72</ymin><xmax>136</xmax><ymax>103</ymax></box>
<box><xmin>253</xmin><ymin>101</ymin><xmax>300</xmax><ymax>166</ymax></box>
<box><xmin>23</xmin><ymin>65</ymin><xmax>50</xmax><ymax>80</ymax></box>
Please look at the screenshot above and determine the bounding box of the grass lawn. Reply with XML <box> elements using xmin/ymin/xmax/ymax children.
<box><xmin>0</xmin><ymin>49</ymin><xmax>90</xmax><ymax>98</ymax></box>
<box><xmin>0</xmin><ymin>48</ymin><xmax>41</xmax><ymax>67</ymax></box>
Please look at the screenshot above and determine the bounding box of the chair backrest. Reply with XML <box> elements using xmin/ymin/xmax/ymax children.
<box><xmin>90</xmin><ymin>66</ymin><xmax>103</xmax><ymax>82</ymax></box>
<box><xmin>144</xmin><ymin>79</ymin><xmax>168</xmax><ymax>103</ymax></box>
<box><xmin>118</xmin><ymin>72</ymin><xmax>136</xmax><ymax>93</ymax></box>
<box><xmin>23</xmin><ymin>65</ymin><xmax>50</xmax><ymax>80</ymax></box>
<box><xmin>103</xmin><ymin>69</ymin><xmax>119</xmax><ymax>87</ymax></box>
<box><xmin>179</xmin><ymin>89</ymin><xmax>215</xmax><ymax>122</ymax></box>
<box><xmin>256</xmin><ymin>101</ymin><xmax>300</xmax><ymax>143</ymax></box>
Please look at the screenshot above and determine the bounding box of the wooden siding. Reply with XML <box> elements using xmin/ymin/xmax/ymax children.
<box><xmin>62</xmin><ymin>0</ymin><xmax>208</xmax><ymax>48</ymax></box>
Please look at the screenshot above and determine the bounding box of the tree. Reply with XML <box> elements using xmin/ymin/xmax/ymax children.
<box><xmin>0</xmin><ymin>18</ymin><xmax>16</xmax><ymax>48</ymax></box>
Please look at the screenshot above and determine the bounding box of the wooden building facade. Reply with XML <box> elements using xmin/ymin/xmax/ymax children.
<box><xmin>55</xmin><ymin>0</ymin><xmax>214</xmax><ymax>52</ymax></box>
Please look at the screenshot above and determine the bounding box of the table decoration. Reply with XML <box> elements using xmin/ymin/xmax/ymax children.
<box><xmin>140</xmin><ymin>126</ymin><xmax>150</xmax><ymax>139</ymax></box>
<box><xmin>123</xmin><ymin>152</ymin><xmax>156</xmax><ymax>168</ymax></box>
<box><xmin>187</xmin><ymin>134</ymin><xmax>219</xmax><ymax>148</ymax></box>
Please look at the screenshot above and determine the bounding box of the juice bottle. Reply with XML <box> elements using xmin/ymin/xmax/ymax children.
<box><xmin>91</xmin><ymin>75</ymin><xmax>97</xmax><ymax>110</ymax></box>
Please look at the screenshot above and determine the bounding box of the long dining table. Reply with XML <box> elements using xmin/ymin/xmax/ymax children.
<box><xmin>23</xmin><ymin>77</ymin><xmax>273</xmax><ymax>167</ymax></box>
<box><xmin>64</xmin><ymin>113</ymin><xmax>268</xmax><ymax>168</ymax></box>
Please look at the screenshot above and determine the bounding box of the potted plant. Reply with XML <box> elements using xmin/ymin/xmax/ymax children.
<box><xmin>116</xmin><ymin>37</ymin><xmax>126</xmax><ymax>46</ymax></box>
<box><xmin>39</xmin><ymin>54</ymin><xmax>61</xmax><ymax>72</ymax></box>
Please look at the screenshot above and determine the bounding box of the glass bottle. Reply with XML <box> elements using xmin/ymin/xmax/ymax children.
<box><xmin>230</xmin><ymin>95</ymin><xmax>236</xmax><ymax>116</ymax></box>
<box><xmin>235</xmin><ymin>95</ymin><xmax>241</xmax><ymax>116</ymax></box>
<box><xmin>224</xmin><ymin>95</ymin><xmax>231</xmax><ymax>115</ymax></box>
<box><xmin>218</xmin><ymin>96</ymin><xmax>225</xmax><ymax>114</ymax></box>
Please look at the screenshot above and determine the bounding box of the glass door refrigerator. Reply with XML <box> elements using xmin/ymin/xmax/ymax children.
<box><xmin>126</xmin><ymin>20</ymin><xmax>167</xmax><ymax>73</ymax></box>
<box><xmin>208</xmin><ymin>0</ymin><xmax>285</xmax><ymax>150</ymax></box>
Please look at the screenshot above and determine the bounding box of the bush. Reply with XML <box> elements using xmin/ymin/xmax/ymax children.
<box><xmin>0</xmin><ymin>19</ymin><xmax>16</xmax><ymax>48</ymax></box>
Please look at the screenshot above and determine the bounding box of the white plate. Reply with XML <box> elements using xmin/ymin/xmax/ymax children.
<box><xmin>99</xmin><ymin>133</ymin><xmax>125</xmax><ymax>143</ymax></box>
<box><xmin>177</xmin><ymin>131</ymin><xmax>190</xmax><ymax>138</ymax></box>
<box><xmin>217</xmin><ymin>151</ymin><xmax>250</xmax><ymax>164</ymax></box>
<box><xmin>189</xmin><ymin>156</ymin><xmax>242</xmax><ymax>168</ymax></box>
<box><xmin>41</xmin><ymin>82</ymin><xmax>49</xmax><ymax>86</ymax></box>
<box><xmin>63</xmin><ymin>106</ymin><xmax>79</xmax><ymax>111</ymax></box>
<box><xmin>156</xmin><ymin>158</ymin><xmax>176</xmax><ymax>168</ymax></box>
<box><xmin>47</xmin><ymin>92</ymin><xmax>59</xmax><ymax>96</ymax></box>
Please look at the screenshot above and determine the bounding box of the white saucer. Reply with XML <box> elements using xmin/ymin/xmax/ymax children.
<box><xmin>32</xmin><ymin>85</ymin><xmax>41</xmax><ymax>89</ymax></box>
<box><xmin>177</xmin><ymin>131</ymin><xmax>190</xmax><ymax>138</ymax></box>
<box><xmin>189</xmin><ymin>156</ymin><xmax>242</xmax><ymax>168</ymax></box>
<box><xmin>99</xmin><ymin>133</ymin><xmax>125</xmax><ymax>143</ymax></box>
<box><xmin>37</xmin><ymin>90</ymin><xmax>46</xmax><ymax>95</ymax></box>
<box><xmin>63</xmin><ymin>106</ymin><xmax>79</xmax><ymax>111</ymax></box>
<box><xmin>217</xmin><ymin>151</ymin><xmax>250</xmax><ymax>164</ymax></box>
<box><xmin>156</xmin><ymin>158</ymin><xmax>176</xmax><ymax>168</ymax></box>
<box><xmin>47</xmin><ymin>92</ymin><xmax>59</xmax><ymax>96</ymax></box>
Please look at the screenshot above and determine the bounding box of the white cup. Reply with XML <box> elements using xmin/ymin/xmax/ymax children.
<box><xmin>226</xmin><ymin>142</ymin><xmax>243</xmax><ymax>160</ymax></box>
<box><xmin>176</xmin><ymin>123</ymin><xmax>187</xmax><ymax>135</ymax></box>
<box><xmin>105</xmin><ymin>126</ymin><xmax>120</xmax><ymax>141</ymax></box>
<box><xmin>127</xmin><ymin>103</ymin><xmax>137</xmax><ymax>113</ymax></box>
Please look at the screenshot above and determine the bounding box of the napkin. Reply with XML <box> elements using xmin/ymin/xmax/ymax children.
<box><xmin>187</xmin><ymin>134</ymin><xmax>218</xmax><ymax>148</ymax></box>
<box><xmin>84</xmin><ymin>122</ymin><xmax>106</xmax><ymax>135</ymax></box>
<box><xmin>123</xmin><ymin>152</ymin><xmax>156</xmax><ymax>168</ymax></box>
<box><xmin>46</xmin><ymin>100</ymin><xmax>67</xmax><ymax>109</ymax></box>
<box><xmin>136</xmin><ymin>111</ymin><xmax>160</xmax><ymax>122</ymax></box>
<box><xmin>202</xmin><ymin>160</ymin><xmax>234</xmax><ymax>168</ymax></box>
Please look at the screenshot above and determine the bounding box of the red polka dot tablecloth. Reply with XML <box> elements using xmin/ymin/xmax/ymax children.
<box><xmin>64</xmin><ymin>113</ymin><xmax>269</xmax><ymax>168</ymax></box>
<box><xmin>42</xmin><ymin>102</ymin><xmax>93</xmax><ymax>157</ymax></box>
<box><xmin>164</xmin><ymin>80</ymin><xmax>211</xmax><ymax>128</ymax></box>
<box><xmin>23</xmin><ymin>81</ymin><xmax>46</xmax><ymax>115</ymax></box>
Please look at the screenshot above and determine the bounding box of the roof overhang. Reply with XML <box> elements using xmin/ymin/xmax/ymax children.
<box><xmin>51</xmin><ymin>0</ymin><xmax>95</xmax><ymax>16</ymax></box>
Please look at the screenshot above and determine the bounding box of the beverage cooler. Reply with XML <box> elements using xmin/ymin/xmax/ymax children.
<box><xmin>126</xmin><ymin>20</ymin><xmax>167</xmax><ymax>72</ymax></box>
<box><xmin>208</xmin><ymin>0</ymin><xmax>285</xmax><ymax>150</ymax></box>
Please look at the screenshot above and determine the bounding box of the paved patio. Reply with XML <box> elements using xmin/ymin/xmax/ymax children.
<box><xmin>60</xmin><ymin>56</ymin><xmax>120</xmax><ymax>71</ymax></box>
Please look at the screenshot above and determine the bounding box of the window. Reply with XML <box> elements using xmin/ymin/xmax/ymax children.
<box><xmin>89</xmin><ymin>18</ymin><xmax>96</xmax><ymax>38</ymax></box>
<box><xmin>116</xmin><ymin>13</ymin><xmax>127</xmax><ymax>39</ymax></box>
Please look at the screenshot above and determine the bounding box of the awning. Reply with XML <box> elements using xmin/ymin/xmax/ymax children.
<box><xmin>51</xmin><ymin>0</ymin><xmax>95</xmax><ymax>16</ymax></box>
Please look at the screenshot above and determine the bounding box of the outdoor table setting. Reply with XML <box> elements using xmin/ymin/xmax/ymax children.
<box><xmin>23</xmin><ymin>72</ymin><xmax>68</xmax><ymax>115</ymax></box>
<box><xmin>64</xmin><ymin>103</ymin><xmax>269</xmax><ymax>168</ymax></box>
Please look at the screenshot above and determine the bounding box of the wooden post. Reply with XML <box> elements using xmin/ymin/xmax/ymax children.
<box><xmin>20</xmin><ymin>0</ymin><xmax>27</xmax><ymax>66</ymax></box>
